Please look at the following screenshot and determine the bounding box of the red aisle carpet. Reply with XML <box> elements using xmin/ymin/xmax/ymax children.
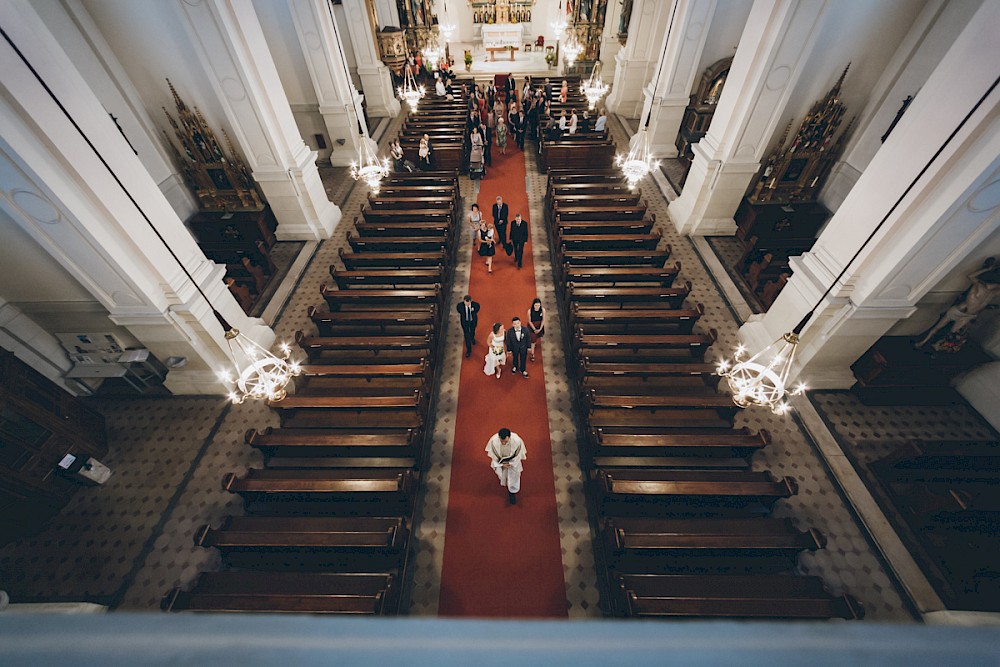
<box><xmin>437</xmin><ymin>146</ymin><xmax>568</xmax><ymax>617</ymax></box>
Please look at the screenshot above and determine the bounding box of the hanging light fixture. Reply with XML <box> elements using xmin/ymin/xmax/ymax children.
<box><xmin>2</xmin><ymin>18</ymin><xmax>302</xmax><ymax>403</ymax></box>
<box><xmin>562</xmin><ymin>31</ymin><xmax>583</xmax><ymax>64</ymax></box>
<box><xmin>717</xmin><ymin>73</ymin><xmax>998</xmax><ymax>414</ymax></box>
<box><xmin>423</xmin><ymin>43</ymin><xmax>443</xmax><ymax>70</ymax></box>
<box><xmin>615</xmin><ymin>129</ymin><xmax>659</xmax><ymax>189</ymax></box>
<box><xmin>350</xmin><ymin>124</ymin><xmax>391</xmax><ymax>194</ymax></box>
<box><xmin>397</xmin><ymin>66</ymin><xmax>426</xmax><ymax>112</ymax></box>
<box><xmin>581</xmin><ymin>61</ymin><xmax>608</xmax><ymax>110</ymax></box>
<box><xmin>216</xmin><ymin>317</ymin><xmax>301</xmax><ymax>404</ymax></box>
<box><xmin>551</xmin><ymin>1</ymin><xmax>568</xmax><ymax>40</ymax></box>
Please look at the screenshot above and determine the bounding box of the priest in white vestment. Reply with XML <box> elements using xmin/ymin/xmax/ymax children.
<box><xmin>486</xmin><ymin>428</ymin><xmax>527</xmax><ymax>504</ymax></box>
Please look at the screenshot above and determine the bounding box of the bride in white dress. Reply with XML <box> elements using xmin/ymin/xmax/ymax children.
<box><xmin>483</xmin><ymin>322</ymin><xmax>506</xmax><ymax>378</ymax></box>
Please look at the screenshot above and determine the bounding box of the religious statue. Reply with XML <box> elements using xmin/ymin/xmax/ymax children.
<box><xmin>915</xmin><ymin>258</ymin><xmax>1000</xmax><ymax>352</ymax></box>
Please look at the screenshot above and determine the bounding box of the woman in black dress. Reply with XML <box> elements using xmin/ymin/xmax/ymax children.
<box><xmin>477</xmin><ymin>221</ymin><xmax>496</xmax><ymax>273</ymax></box>
<box><xmin>527</xmin><ymin>297</ymin><xmax>545</xmax><ymax>361</ymax></box>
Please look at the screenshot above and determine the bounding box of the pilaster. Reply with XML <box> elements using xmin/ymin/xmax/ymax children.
<box><xmin>0</xmin><ymin>0</ymin><xmax>276</xmax><ymax>395</ymax></box>
<box><xmin>604</xmin><ymin>0</ymin><xmax>675</xmax><ymax>119</ymax></box>
<box><xmin>342</xmin><ymin>0</ymin><xmax>401</xmax><ymax>119</ymax></box>
<box><xmin>739</xmin><ymin>0</ymin><xmax>1000</xmax><ymax>388</ymax></box>
<box><xmin>669</xmin><ymin>0</ymin><xmax>829</xmax><ymax>236</ymax></box>
<box><xmin>179</xmin><ymin>0</ymin><xmax>340</xmax><ymax>240</ymax></box>
<box><xmin>645</xmin><ymin>0</ymin><xmax>718</xmax><ymax>158</ymax></box>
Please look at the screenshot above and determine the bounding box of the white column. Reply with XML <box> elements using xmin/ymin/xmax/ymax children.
<box><xmin>343</xmin><ymin>0</ymin><xmax>401</xmax><ymax>119</ymax></box>
<box><xmin>604</xmin><ymin>0</ymin><xmax>676</xmax><ymax>119</ymax></box>
<box><xmin>669</xmin><ymin>0</ymin><xmax>829</xmax><ymax>236</ymax></box>
<box><xmin>738</xmin><ymin>0</ymin><xmax>1000</xmax><ymax>388</ymax></box>
<box><xmin>179</xmin><ymin>0</ymin><xmax>340</xmax><ymax>241</ymax></box>
<box><xmin>644</xmin><ymin>0</ymin><xmax>718</xmax><ymax>157</ymax></box>
<box><xmin>0</xmin><ymin>0</ymin><xmax>275</xmax><ymax>395</ymax></box>
<box><xmin>597</xmin><ymin>0</ymin><xmax>625</xmax><ymax>85</ymax></box>
<box><xmin>372</xmin><ymin>0</ymin><xmax>400</xmax><ymax>28</ymax></box>
<box><xmin>287</xmin><ymin>0</ymin><xmax>364</xmax><ymax>167</ymax></box>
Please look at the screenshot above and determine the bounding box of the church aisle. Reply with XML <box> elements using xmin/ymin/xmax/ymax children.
<box><xmin>437</xmin><ymin>145</ymin><xmax>567</xmax><ymax>617</ymax></box>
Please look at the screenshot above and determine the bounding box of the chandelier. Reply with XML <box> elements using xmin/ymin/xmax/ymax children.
<box><xmin>717</xmin><ymin>338</ymin><xmax>806</xmax><ymax>415</ymax></box>
<box><xmin>397</xmin><ymin>67</ymin><xmax>425</xmax><ymax>112</ymax></box>
<box><xmin>552</xmin><ymin>1</ymin><xmax>567</xmax><ymax>39</ymax></box>
<box><xmin>581</xmin><ymin>61</ymin><xmax>608</xmax><ymax>110</ymax></box>
<box><xmin>714</xmin><ymin>69</ymin><xmax>992</xmax><ymax>414</ymax></box>
<box><xmin>350</xmin><ymin>133</ymin><xmax>391</xmax><ymax>194</ymax></box>
<box><xmin>562</xmin><ymin>32</ymin><xmax>583</xmax><ymax>64</ymax></box>
<box><xmin>439</xmin><ymin>24</ymin><xmax>456</xmax><ymax>41</ymax></box>
<box><xmin>217</xmin><ymin>325</ymin><xmax>301</xmax><ymax>404</ymax></box>
<box><xmin>614</xmin><ymin>129</ymin><xmax>659</xmax><ymax>189</ymax></box>
<box><xmin>423</xmin><ymin>44</ymin><xmax>443</xmax><ymax>69</ymax></box>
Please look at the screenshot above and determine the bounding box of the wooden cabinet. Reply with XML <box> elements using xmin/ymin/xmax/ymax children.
<box><xmin>0</xmin><ymin>349</ymin><xmax>108</xmax><ymax>544</ymax></box>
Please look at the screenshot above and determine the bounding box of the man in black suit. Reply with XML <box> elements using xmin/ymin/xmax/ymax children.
<box><xmin>506</xmin><ymin>72</ymin><xmax>517</xmax><ymax>100</ymax></box>
<box><xmin>505</xmin><ymin>317</ymin><xmax>531</xmax><ymax>377</ymax></box>
<box><xmin>508</xmin><ymin>213</ymin><xmax>529</xmax><ymax>269</ymax></box>
<box><xmin>492</xmin><ymin>196</ymin><xmax>509</xmax><ymax>247</ymax></box>
<box><xmin>456</xmin><ymin>294</ymin><xmax>480</xmax><ymax>358</ymax></box>
<box><xmin>509</xmin><ymin>110</ymin><xmax>524</xmax><ymax>150</ymax></box>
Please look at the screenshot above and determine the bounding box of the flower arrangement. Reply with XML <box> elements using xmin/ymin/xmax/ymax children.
<box><xmin>464</xmin><ymin>50</ymin><xmax>473</xmax><ymax>70</ymax></box>
<box><xmin>544</xmin><ymin>51</ymin><xmax>556</xmax><ymax>67</ymax></box>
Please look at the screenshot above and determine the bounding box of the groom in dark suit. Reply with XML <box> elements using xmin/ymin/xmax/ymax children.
<box><xmin>492</xmin><ymin>196</ymin><xmax>509</xmax><ymax>247</ymax></box>
<box><xmin>508</xmin><ymin>213</ymin><xmax>529</xmax><ymax>269</ymax></box>
<box><xmin>456</xmin><ymin>294</ymin><xmax>480</xmax><ymax>357</ymax></box>
<box><xmin>505</xmin><ymin>317</ymin><xmax>531</xmax><ymax>377</ymax></box>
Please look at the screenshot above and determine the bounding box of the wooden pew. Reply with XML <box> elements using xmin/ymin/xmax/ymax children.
<box><xmin>561</xmin><ymin>248</ymin><xmax>672</xmax><ymax>267</ymax></box>
<box><xmin>556</xmin><ymin>220</ymin><xmax>655</xmax><ymax>237</ymax></box>
<box><xmin>360</xmin><ymin>208</ymin><xmax>453</xmax><ymax>226</ymax></box>
<box><xmin>560</xmin><ymin>233</ymin><xmax>661</xmax><ymax>251</ymax></box>
<box><xmin>540</xmin><ymin>140</ymin><xmax>616</xmax><ymax>171</ymax></box>
<box><xmin>375</xmin><ymin>185</ymin><xmax>458</xmax><ymax>198</ymax></box>
<box><xmin>308</xmin><ymin>306</ymin><xmax>438</xmax><ymax>336</ymax></box>
<box><xmin>570</xmin><ymin>303</ymin><xmax>702</xmax><ymax>334</ymax></box>
<box><xmin>269</xmin><ymin>393</ymin><xmax>427</xmax><ymax>429</ymax></box>
<box><xmin>603</xmin><ymin>517</ymin><xmax>824</xmax><ymax>574</ymax></box>
<box><xmin>223</xmin><ymin>468</ymin><xmax>418</xmax><ymax>515</ymax></box>
<box><xmin>245</xmin><ymin>427</ymin><xmax>420</xmax><ymax>458</ymax></box>
<box><xmin>589</xmin><ymin>428</ymin><xmax>770</xmax><ymax>459</ymax></box>
<box><xmin>617</xmin><ymin>573</ymin><xmax>863</xmax><ymax>620</ymax></box>
<box><xmin>554</xmin><ymin>202</ymin><xmax>647</xmax><ymax>221</ymax></box>
<box><xmin>347</xmin><ymin>234</ymin><xmax>447</xmax><ymax>253</ymax></box>
<box><xmin>162</xmin><ymin>572</ymin><xmax>397</xmax><ymax>615</ymax></box>
<box><xmin>320</xmin><ymin>285</ymin><xmax>440</xmax><ymax>312</ymax></box>
<box><xmin>355</xmin><ymin>221</ymin><xmax>451</xmax><ymax>239</ymax></box>
<box><xmin>562</xmin><ymin>264</ymin><xmax>680</xmax><ymax>287</ymax></box>
<box><xmin>338</xmin><ymin>248</ymin><xmax>447</xmax><ymax>269</ymax></box>
<box><xmin>594</xmin><ymin>469</ymin><xmax>797</xmax><ymax>516</ymax></box>
<box><xmin>195</xmin><ymin>515</ymin><xmax>409</xmax><ymax>570</ymax></box>
<box><xmin>567</xmin><ymin>283</ymin><xmax>691</xmax><ymax>309</ymax></box>
<box><xmin>296</xmin><ymin>331</ymin><xmax>432</xmax><ymax>356</ymax></box>
<box><xmin>586</xmin><ymin>391</ymin><xmax>739</xmax><ymax>430</ymax></box>
<box><xmin>575</xmin><ymin>330</ymin><xmax>717</xmax><ymax>361</ymax></box>
<box><xmin>330</xmin><ymin>267</ymin><xmax>445</xmax><ymax>289</ymax></box>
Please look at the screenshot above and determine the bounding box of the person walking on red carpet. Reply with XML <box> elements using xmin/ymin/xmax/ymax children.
<box><xmin>508</xmin><ymin>213</ymin><xmax>529</xmax><ymax>269</ymax></box>
<box><xmin>492</xmin><ymin>196</ymin><xmax>509</xmax><ymax>248</ymax></box>
<box><xmin>483</xmin><ymin>322</ymin><xmax>506</xmax><ymax>378</ymax></box>
<box><xmin>457</xmin><ymin>294</ymin><xmax>480</xmax><ymax>358</ymax></box>
<box><xmin>505</xmin><ymin>317</ymin><xmax>530</xmax><ymax>378</ymax></box>
<box><xmin>527</xmin><ymin>298</ymin><xmax>545</xmax><ymax>362</ymax></box>
<box><xmin>486</xmin><ymin>427</ymin><xmax>526</xmax><ymax>505</ymax></box>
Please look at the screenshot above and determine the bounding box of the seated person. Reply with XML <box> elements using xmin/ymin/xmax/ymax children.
<box><xmin>435</xmin><ymin>76</ymin><xmax>446</xmax><ymax>97</ymax></box>
<box><xmin>594</xmin><ymin>109</ymin><xmax>608</xmax><ymax>132</ymax></box>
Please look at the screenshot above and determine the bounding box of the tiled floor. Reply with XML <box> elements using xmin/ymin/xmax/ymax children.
<box><xmin>0</xmin><ymin>109</ymin><xmax>926</xmax><ymax>623</ymax></box>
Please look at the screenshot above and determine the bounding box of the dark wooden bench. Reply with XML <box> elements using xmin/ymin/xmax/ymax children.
<box><xmin>562</xmin><ymin>264</ymin><xmax>680</xmax><ymax>288</ymax></box>
<box><xmin>561</xmin><ymin>248</ymin><xmax>672</xmax><ymax>267</ymax></box>
<box><xmin>309</xmin><ymin>306</ymin><xmax>438</xmax><ymax>335</ymax></box>
<box><xmin>354</xmin><ymin>221</ymin><xmax>451</xmax><ymax>238</ymax></box>
<box><xmin>581</xmin><ymin>367</ymin><xmax>720</xmax><ymax>392</ymax></box>
<box><xmin>540</xmin><ymin>141</ymin><xmax>616</xmax><ymax>171</ymax></box>
<box><xmin>246</xmin><ymin>427</ymin><xmax>420</xmax><ymax>458</ymax></box>
<box><xmin>360</xmin><ymin>208</ymin><xmax>454</xmax><ymax>225</ymax></box>
<box><xmin>594</xmin><ymin>469</ymin><xmax>797</xmax><ymax>516</ymax></box>
<box><xmin>321</xmin><ymin>285</ymin><xmax>440</xmax><ymax>312</ymax></box>
<box><xmin>223</xmin><ymin>468</ymin><xmax>418</xmax><ymax>515</ymax></box>
<box><xmin>194</xmin><ymin>515</ymin><xmax>409</xmax><ymax>570</ymax></box>
<box><xmin>338</xmin><ymin>248</ymin><xmax>447</xmax><ymax>269</ymax></box>
<box><xmin>616</xmin><ymin>573</ymin><xmax>863</xmax><ymax>620</ymax></box>
<box><xmin>586</xmin><ymin>391</ymin><xmax>739</xmax><ymax>429</ymax></box>
<box><xmin>589</xmin><ymin>428</ymin><xmax>769</xmax><ymax>459</ymax></box>
<box><xmin>554</xmin><ymin>202</ymin><xmax>647</xmax><ymax>221</ymax></box>
<box><xmin>269</xmin><ymin>393</ymin><xmax>427</xmax><ymax>429</ymax></box>
<box><xmin>603</xmin><ymin>516</ymin><xmax>824</xmax><ymax>574</ymax></box>
<box><xmin>567</xmin><ymin>283</ymin><xmax>691</xmax><ymax>309</ymax></box>
<box><xmin>560</xmin><ymin>233</ymin><xmax>661</xmax><ymax>251</ymax></box>
<box><xmin>295</xmin><ymin>331</ymin><xmax>432</xmax><ymax>356</ymax></box>
<box><xmin>347</xmin><ymin>234</ymin><xmax>447</xmax><ymax>253</ymax></box>
<box><xmin>375</xmin><ymin>185</ymin><xmax>458</xmax><ymax>198</ymax></box>
<box><xmin>367</xmin><ymin>195</ymin><xmax>455</xmax><ymax>211</ymax></box>
<box><xmin>575</xmin><ymin>330</ymin><xmax>717</xmax><ymax>361</ymax></box>
<box><xmin>555</xmin><ymin>219</ymin><xmax>655</xmax><ymax>236</ymax></box>
<box><xmin>570</xmin><ymin>303</ymin><xmax>701</xmax><ymax>334</ymax></box>
<box><xmin>330</xmin><ymin>267</ymin><xmax>445</xmax><ymax>289</ymax></box>
<box><xmin>162</xmin><ymin>571</ymin><xmax>397</xmax><ymax>615</ymax></box>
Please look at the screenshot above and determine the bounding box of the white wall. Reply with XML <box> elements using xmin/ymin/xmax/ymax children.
<box><xmin>696</xmin><ymin>0</ymin><xmax>752</xmax><ymax>76</ymax></box>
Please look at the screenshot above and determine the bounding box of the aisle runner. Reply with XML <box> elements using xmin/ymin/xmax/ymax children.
<box><xmin>437</xmin><ymin>148</ymin><xmax>567</xmax><ymax>617</ymax></box>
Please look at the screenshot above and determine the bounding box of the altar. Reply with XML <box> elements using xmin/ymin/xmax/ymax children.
<box><xmin>482</xmin><ymin>23</ymin><xmax>523</xmax><ymax>50</ymax></box>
